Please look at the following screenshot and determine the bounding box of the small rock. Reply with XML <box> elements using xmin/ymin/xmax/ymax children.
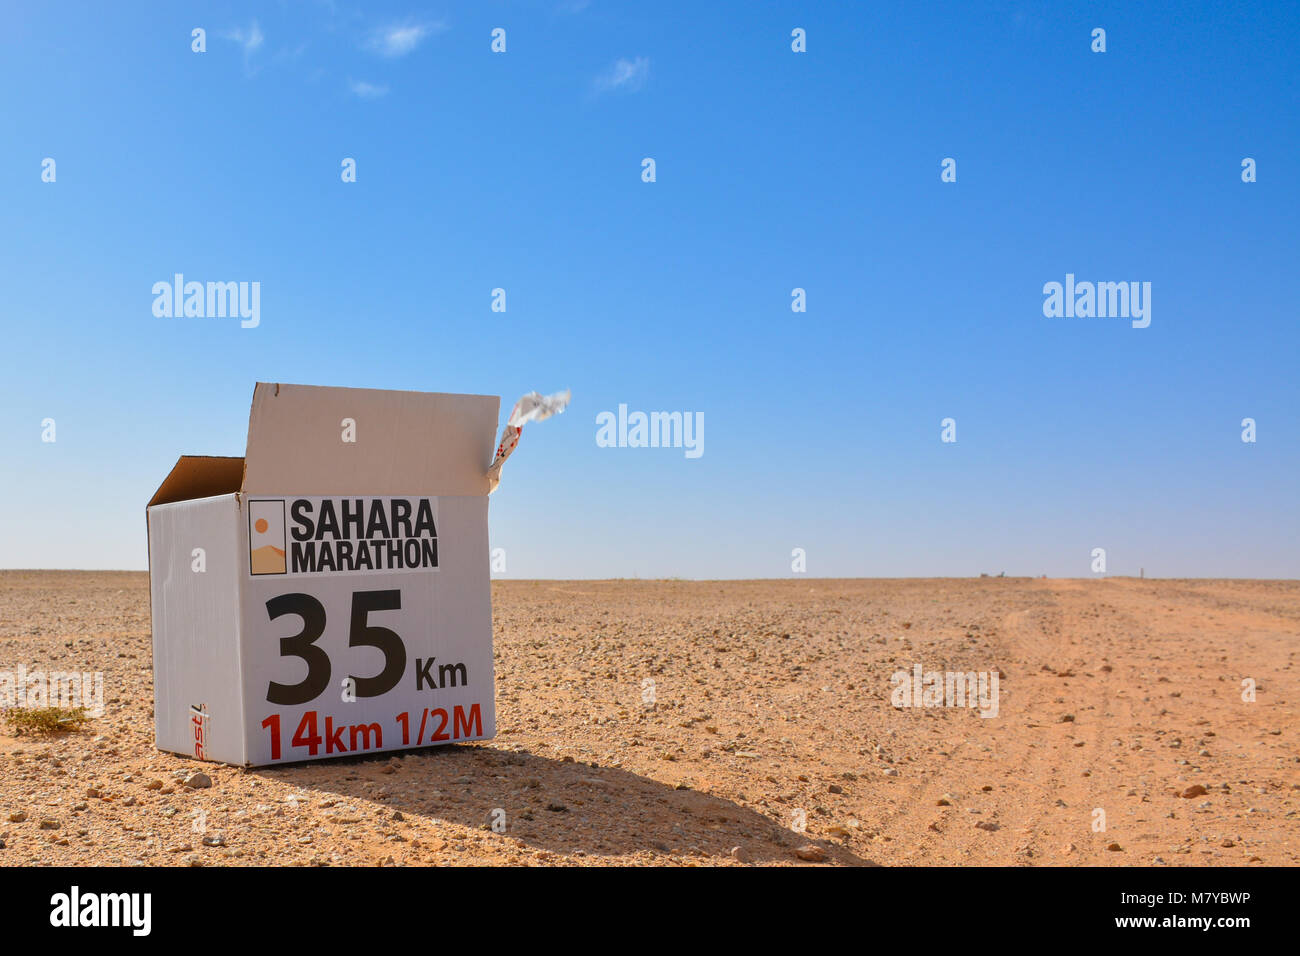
<box><xmin>1182</xmin><ymin>785</ymin><xmax>1208</xmax><ymax>798</ymax></box>
<box><xmin>39</xmin><ymin>819</ymin><xmax>60</xmax><ymax>830</ymax></box>
<box><xmin>201</xmin><ymin>833</ymin><xmax>224</xmax><ymax>847</ymax></box>
<box><xmin>795</xmin><ymin>845</ymin><xmax>826</xmax><ymax>862</ymax></box>
<box><xmin>7</xmin><ymin>812</ymin><xmax>27</xmax><ymax>823</ymax></box>
<box><xmin>183</xmin><ymin>773</ymin><xmax>212</xmax><ymax>790</ymax></box>
<box><xmin>730</xmin><ymin>846</ymin><xmax>749</xmax><ymax>863</ymax></box>
<box><xmin>1107</xmin><ymin>842</ymin><xmax>1123</xmax><ymax>851</ymax></box>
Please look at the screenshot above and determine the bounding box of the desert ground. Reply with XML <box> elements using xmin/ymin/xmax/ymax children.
<box><xmin>0</xmin><ymin>572</ymin><xmax>1295</xmax><ymax>866</ymax></box>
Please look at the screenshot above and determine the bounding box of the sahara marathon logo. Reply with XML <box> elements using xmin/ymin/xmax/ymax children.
<box><xmin>248</xmin><ymin>497</ymin><xmax>439</xmax><ymax>576</ymax></box>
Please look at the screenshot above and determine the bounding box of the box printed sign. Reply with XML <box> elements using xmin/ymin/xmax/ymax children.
<box><xmin>146</xmin><ymin>382</ymin><xmax>567</xmax><ymax>766</ymax></box>
<box><xmin>240</xmin><ymin>495</ymin><xmax>485</xmax><ymax>765</ymax></box>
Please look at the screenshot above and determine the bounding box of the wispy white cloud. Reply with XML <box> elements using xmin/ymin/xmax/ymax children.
<box><xmin>349</xmin><ymin>79</ymin><xmax>390</xmax><ymax>99</ymax></box>
<box><xmin>593</xmin><ymin>56</ymin><xmax>650</xmax><ymax>94</ymax></box>
<box><xmin>365</xmin><ymin>20</ymin><xmax>446</xmax><ymax>57</ymax></box>
<box><xmin>221</xmin><ymin>20</ymin><xmax>265</xmax><ymax>75</ymax></box>
<box><xmin>272</xmin><ymin>41</ymin><xmax>310</xmax><ymax>65</ymax></box>
<box><xmin>223</xmin><ymin>20</ymin><xmax>265</xmax><ymax>56</ymax></box>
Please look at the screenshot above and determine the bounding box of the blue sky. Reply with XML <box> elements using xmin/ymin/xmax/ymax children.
<box><xmin>2</xmin><ymin>1</ymin><xmax>1297</xmax><ymax>578</ymax></box>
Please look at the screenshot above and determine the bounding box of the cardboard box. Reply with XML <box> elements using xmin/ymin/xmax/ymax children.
<box><xmin>146</xmin><ymin>382</ymin><xmax>499</xmax><ymax>766</ymax></box>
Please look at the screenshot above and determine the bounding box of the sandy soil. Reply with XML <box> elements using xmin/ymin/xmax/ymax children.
<box><xmin>0</xmin><ymin>572</ymin><xmax>1295</xmax><ymax>866</ymax></box>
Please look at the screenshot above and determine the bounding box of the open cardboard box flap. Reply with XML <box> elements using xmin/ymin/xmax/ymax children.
<box><xmin>148</xmin><ymin>382</ymin><xmax>501</xmax><ymax>508</ymax></box>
